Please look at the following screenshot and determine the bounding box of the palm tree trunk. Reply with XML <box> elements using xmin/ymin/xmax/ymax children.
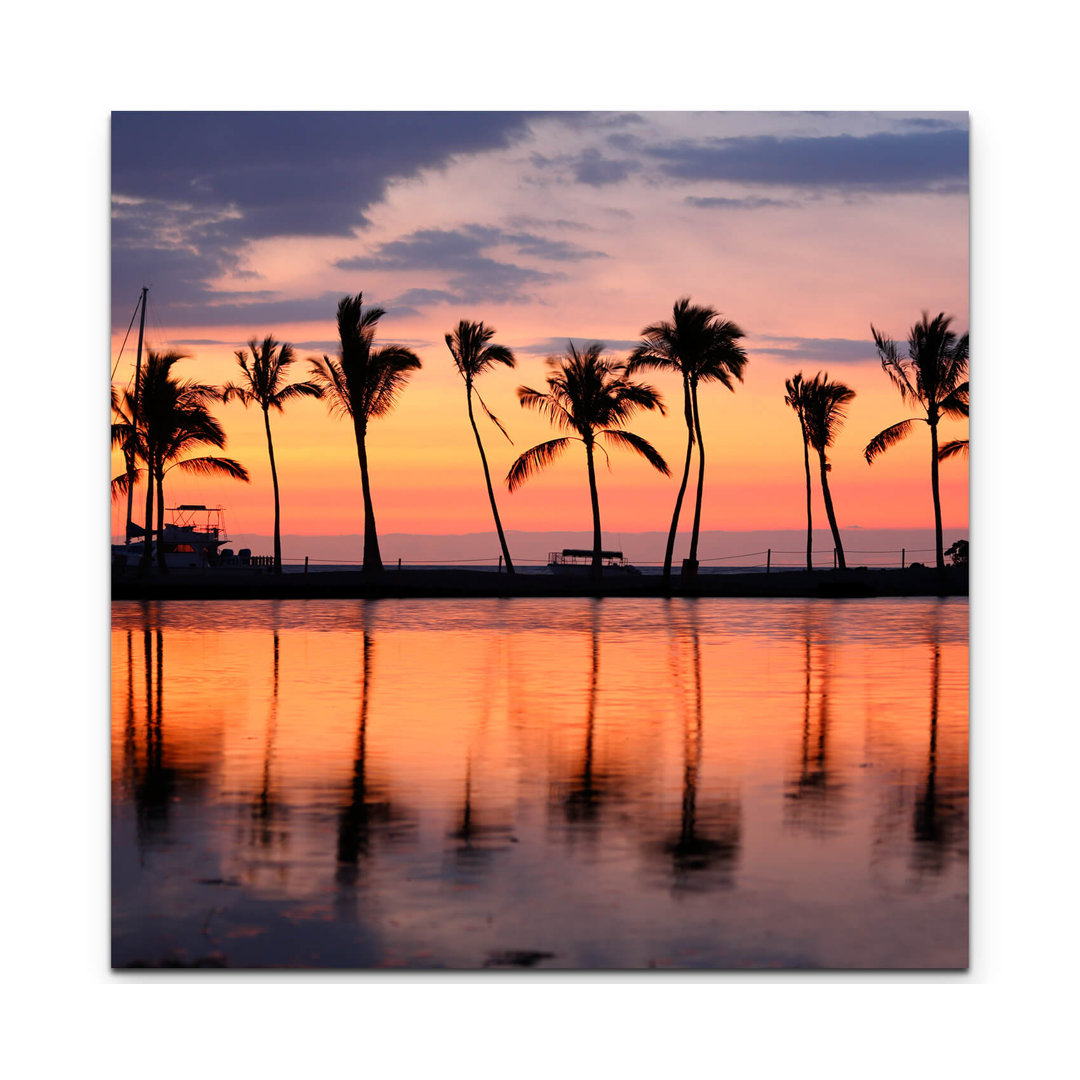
<box><xmin>663</xmin><ymin>377</ymin><xmax>695</xmax><ymax>585</ymax></box>
<box><xmin>264</xmin><ymin>408</ymin><xmax>282</xmax><ymax>573</ymax></box>
<box><xmin>140</xmin><ymin>448</ymin><xmax>155</xmax><ymax>574</ymax></box>
<box><xmin>353</xmin><ymin>418</ymin><xmax>382</xmax><ymax>573</ymax></box>
<box><xmin>155</xmin><ymin>466</ymin><xmax>167</xmax><ymax>572</ymax></box>
<box><xmin>686</xmin><ymin>379</ymin><xmax>707</xmax><ymax>575</ymax></box>
<box><xmin>817</xmin><ymin>450</ymin><xmax>845</xmax><ymax>570</ymax></box>
<box><xmin>466</xmin><ymin>384</ymin><xmax>514</xmax><ymax>574</ymax></box>
<box><xmin>929</xmin><ymin>417</ymin><xmax>944</xmax><ymax>571</ymax></box>
<box><xmin>801</xmin><ymin>427</ymin><xmax>813</xmax><ymax>570</ymax></box>
<box><xmin>585</xmin><ymin>439</ymin><xmax>603</xmax><ymax>582</ymax></box>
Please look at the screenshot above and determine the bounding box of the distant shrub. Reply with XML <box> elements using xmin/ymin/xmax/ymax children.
<box><xmin>946</xmin><ymin>539</ymin><xmax>969</xmax><ymax>566</ymax></box>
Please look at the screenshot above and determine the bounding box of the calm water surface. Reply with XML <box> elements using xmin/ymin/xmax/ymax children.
<box><xmin>111</xmin><ymin>597</ymin><xmax>967</xmax><ymax>969</ymax></box>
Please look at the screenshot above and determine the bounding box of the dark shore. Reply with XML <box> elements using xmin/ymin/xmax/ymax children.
<box><xmin>112</xmin><ymin>565</ymin><xmax>967</xmax><ymax>601</ymax></box>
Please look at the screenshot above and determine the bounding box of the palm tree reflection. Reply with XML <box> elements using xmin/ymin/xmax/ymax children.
<box><xmin>784</xmin><ymin>609</ymin><xmax>845</xmax><ymax>835</ymax></box>
<box><xmin>335</xmin><ymin>619</ymin><xmax>415</xmax><ymax>895</ymax></box>
<box><xmin>247</xmin><ymin>624</ymin><xmax>289</xmax><ymax>854</ymax></box>
<box><xmin>910</xmin><ymin>602</ymin><xmax>966</xmax><ymax>878</ymax></box>
<box><xmin>133</xmin><ymin>605</ymin><xmax>175</xmax><ymax>856</ymax></box>
<box><xmin>651</xmin><ymin>604</ymin><xmax>741</xmax><ymax>892</ymax></box>
<box><xmin>551</xmin><ymin>603</ymin><xmax>621</xmax><ymax>836</ymax></box>
<box><xmin>445</xmin><ymin>757</ymin><xmax>513</xmax><ymax>880</ymax></box>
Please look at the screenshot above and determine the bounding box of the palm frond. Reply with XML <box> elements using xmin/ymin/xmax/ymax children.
<box><xmin>474</xmin><ymin>387</ymin><xmax>513</xmax><ymax>444</ymax></box>
<box><xmin>272</xmin><ymin>380</ymin><xmax>324</xmax><ymax>409</ymax></box>
<box><xmin>172</xmin><ymin>456</ymin><xmax>251</xmax><ymax>482</ymax></box>
<box><xmin>506</xmin><ymin>437</ymin><xmax>573</xmax><ymax>492</ymax></box>
<box><xmin>937</xmin><ymin>438</ymin><xmax>969</xmax><ymax>461</ymax></box>
<box><xmin>599</xmin><ymin>428</ymin><xmax>670</xmax><ymax>475</ymax></box>
<box><xmin>308</xmin><ymin>355</ymin><xmax>353</xmax><ymax>418</ymax></box>
<box><xmin>939</xmin><ymin>381</ymin><xmax>969</xmax><ymax>419</ymax></box>
<box><xmin>864</xmin><ymin>419</ymin><xmax>919</xmax><ymax>464</ymax></box>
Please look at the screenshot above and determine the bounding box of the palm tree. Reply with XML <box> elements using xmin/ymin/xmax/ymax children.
<box><xmin>626</xmin><ymin>298</ymin><xmax>747</xmax><ymax>580</ymax></box>
<box><xmin>506</xmin><ymin>342</ymin><xmax>669</xmax><ymax>579</ymax></box>
<box><xmin>784</xmin><ymin>373</ymin><xmax>814</xmax><ymax>570</ymax></box>
<box><xmin>445</xmin><ymin>320</ymin><xmax>517</xmax><ymax>574</ymax></box>
<box><xmin>112</xmin><ymin>351</ymin><xmax>248</xmax><ymax>572</ymax></box>
<box><xmin>802</xmin><ymin>373</ymin><xmax>856</xmax><ymax>570</ymax></box>
<box><xmin>222</xmin><ymin>336</ymin><xmax>323</xmax><ymax>573</ymax></box>
<box><xmin>309</xmin><ymin>294</ymin><xmax>422</xmax><ymax>573</ymax></box>
<box><xmin>865</xmin><ymin>312</ymin><xmax>969</xmax><ymax>571</ymax></box>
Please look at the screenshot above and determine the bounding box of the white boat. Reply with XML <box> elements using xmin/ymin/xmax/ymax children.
<box><xmin>113</xmin><ymin>504</ymin><xmax>265</xmax><ymax>570</ymax></box>
<box><xmin>547</xmin><ymin>548</ymin><xmax>641</xmax><ymax>576</ymax></box>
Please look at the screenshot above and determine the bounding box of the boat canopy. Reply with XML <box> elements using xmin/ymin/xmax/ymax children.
<box><xmin>560</xmin><ymin>548</ymin><xmax>624</xmax><ymax>559</ymax></box>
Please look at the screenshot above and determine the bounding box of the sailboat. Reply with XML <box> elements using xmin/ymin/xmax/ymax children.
<box><xmin>111</xmin><ymin>288</ymin><xmax>248</xmax><ymax>571</ymax></box>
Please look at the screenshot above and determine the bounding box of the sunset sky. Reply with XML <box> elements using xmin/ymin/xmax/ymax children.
<box><xmin>110</xmin><ymin>111</ymin><xmax>969</xmax><ymax>544</ymax></box>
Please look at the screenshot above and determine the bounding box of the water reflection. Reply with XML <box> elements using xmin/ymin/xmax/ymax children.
<box><xmin>335</xmin><ymin>625</ymin><xmax>416</xmax><ymax>896</ymax></box>
<box><xmin>646</xmin><ymin>604</ymin><xmax>741</xmax><ymax>893</ymax></box>
<box><xmin>784</xmin><ymin>609</ymin><xmax>845</xmax><ymax>836</ymax></box>
<box><xmin>551</xmin><ymin>604</ymin><xmax>621</xmax><ymax>836</ymax></box>
<box><xmin>869</xmin><ymin>601</ymin><xmax>968</xmax><ymax>892</ymax></box>
<box><xmin>112</xmin><ymin>597</ymin><xmax>968</xmax><ymax>969</ymax></box>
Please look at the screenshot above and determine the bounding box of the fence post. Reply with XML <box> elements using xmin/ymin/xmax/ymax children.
<box><xmin>498</xmin><ymin>555</ymin><xmax>503</xmax><ymax>574</ymax></box>
<box><xmin>901</xmin><ymin>548</ymin><xmax>905</xmax><ymax>570</ymax></box>
<box><xmin>833</xmin><ymin>547</ymin><xmax>838</xmax><ymax>570</ymax></box>
<box><xmin>398</xmin><ymin>557</ymin><xmax>402</xmax><ymax>571</ymax></box>
<box><xmin>304</xmin><ymin>555</ymin><xmax>309</xmax><ymax>574</ymax></box>
<box><xmin>766</xmin><ymin>548</ymin><xmax>771</xmax><ymax>574</ymax></box>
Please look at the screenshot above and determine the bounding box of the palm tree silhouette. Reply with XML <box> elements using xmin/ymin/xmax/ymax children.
<box><xmin>783</xmin><ymin>373</ymin><xmax>814</xmax><ymax>570</ymax></box>
<box><xmin>626</xmin><ymin>299</ymin><xmax>747</xmax><ymax>580</ymax></box>
<box><xmin>507</xmin><ymin>342</ymin><xmax>669</xmax><ymax>579</ymax></box>
<box><xmin>445</xmin><ymin>320</ymin><xmax>517</xmax><ymax>574</ymax></box>
<box><xmin>222</xmin><ymin>336</ymin><xmax>323</xmax><ymax>573</ymax></box>
<box><xmin>802</xmin><ymin>373</ymin><xmax>855</xmax><ymax>570</ymax></box>
<box><xmin>112</xmin><ymin>352</ymin><xmax>248</xmax><ymax>572</ymax></box>
<box><xmin>309</xmin><ymin>294</ymin><xmax>421</xmax><ymax>572</ymax></box>
<box><xmin>865</xmin><ymin>312</ymin><xmax>969</xmax><ymax>570</ymax></box>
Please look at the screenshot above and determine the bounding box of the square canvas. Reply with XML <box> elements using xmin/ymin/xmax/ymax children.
<box><xmin>110</xmin><ymin>111</ymin><xmax>969</xmax><ymax>970</ymax></box>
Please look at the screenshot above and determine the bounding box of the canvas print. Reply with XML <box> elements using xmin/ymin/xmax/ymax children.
<box><xmin>110</xmin><ymin>111</ymin><xmax>969</xmax><ymax>969</ymax></box>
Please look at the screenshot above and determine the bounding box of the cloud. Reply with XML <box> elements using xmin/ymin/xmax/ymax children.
<box><xmin>650</xmin><ymin>129</ymin><xmax>969</xmax><ymax>192</ymax></box>
<box><xmin>336</xmin><ymin>224</ymin><xmax>606</xmax><ymax>307</ymax></box>
<box><xmin>111</xmin><ymin>112</ymin><xmax>537</xmax><ymax>327</ymax></box>
<box><xmin>751</xmin><ymin>336</ymin><xmax>878</xmax><ymax>365</ymax></box>
<box><xmin>572</xmin><ymin>149</ymin><xmax>635</xmax><ymax>186</ymax></box>
<box><xmin>685</xmin><ymin>196</ymin><xmax>797</xmax><ymax>210</ymax></box>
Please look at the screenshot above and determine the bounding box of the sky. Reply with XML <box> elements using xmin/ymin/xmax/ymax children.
<box><xmin>110</xmin><ymin>111</ymin><xmax>969</xmax><ymax>548</ymax></box>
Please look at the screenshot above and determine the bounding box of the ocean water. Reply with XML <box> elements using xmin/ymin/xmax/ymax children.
<box><xmin>111</xmin><ymin>596</ymin><xmax>968</xmax><ymax>969</ymax></box>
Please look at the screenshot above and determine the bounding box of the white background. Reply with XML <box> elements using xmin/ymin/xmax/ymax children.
<box><xmin>1</xmin><ymin>1</ymin><xmax>1076</xmax><ymax>1076</ymax></box>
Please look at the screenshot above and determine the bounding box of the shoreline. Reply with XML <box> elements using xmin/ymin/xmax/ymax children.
<box><xmin>112</xmin><ymin>565</ymin><xmax>967</xmax><ymax>601</ymax></box>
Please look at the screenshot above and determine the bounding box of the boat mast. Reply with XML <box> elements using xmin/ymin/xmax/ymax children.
<box><xmin>124</xmin><ymin>286</ymin><xmax>149</xmax><ymax>546</ymax></box>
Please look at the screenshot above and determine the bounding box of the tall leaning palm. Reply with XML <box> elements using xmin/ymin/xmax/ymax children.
<box><xmin>223</xmin><ymin>335</ymin><xmax>323</xmax><ymax>573</ymax></box>
<box><xmin>445</xmin><ymin>320</ymin><xmax>517</xmax><ymax>574</ymax></box>
<box><xmin>309</xmin><ymin>293</ymin><xmax>421</xmax><ymax>573</ymax></box>
<box><xmin>865</xmin><ymin>312</ymin><xmax>969</xmax><ymax>571</ymax></box>
<box><xmin>626</xmin><ymin>298</ymin><xmax>747</xmax><ymax>580</ymax></box>
<box><xmin>784</xmin><ymin>373</ymin><xmax>814</xmax><ymax>570</ymax></box>
<box><xmin>802</xmin><ymin>373</ymin><xmax>856</xmax><ymax>571</ymax></box>
<box><xmin>506</xmin><ymin>342</ymin><xmax>669</xmax><ymax>580</ymax></box>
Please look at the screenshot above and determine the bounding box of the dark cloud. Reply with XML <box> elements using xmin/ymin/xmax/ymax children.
<box><xmin>685</xmin><ymin>195</ymin><xmax>797</xmax><ymax>210</ymax></box>
<box><xmin>111</xmin><ymin>111</ymin><xmax>537</xmax><ymax>327</ymax></box>
<box><xmin>336</xmin><ymin>224</ymin><xmax>605</xmax><ymax>307</ymax></box>
<box><xmin>751</xmin><ymin>336</ymin><xmax>878</xmax><ymax>365</ymax></box>
<box><xmin>650</xmin><ymin>129</ymin><xmax>969</xmax><ymax>191</ymax></box>
<box><xmin>516</xmin><ymin>337</ymin><xmax>641</xmax><ymax>356</ymax></box>
<box><xmin>145</xmin><ymin>291</ymin><xmax>353</xmax><ymax>330</ymax></box>
<box><xmin>572</xmin><ymin>149</ymin><xmax>635</xmax><ymax>186</ymax></box>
